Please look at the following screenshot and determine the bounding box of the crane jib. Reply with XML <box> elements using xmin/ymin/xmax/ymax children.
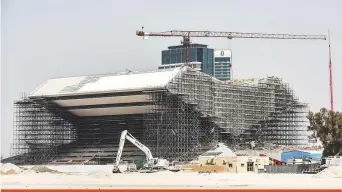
<box><xmin>136</xmin><ymin>29</ymin><xmax>327</xmax><ymax>40</ymax></box>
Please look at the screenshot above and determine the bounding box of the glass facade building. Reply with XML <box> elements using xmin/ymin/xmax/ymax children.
<box><xmin>214</xmin><ymin>50</ymin><xmax>232</xmax><ymax>81</ymax></box>
<box><xmin>159</xmin><ymin>44</ymin><xmax>214</xmax><ymax>76</ymax></box>
<box><xmin>159</xmin><ymin>44</ymin><xmax>231</xmax><ymax>81</ymax></box>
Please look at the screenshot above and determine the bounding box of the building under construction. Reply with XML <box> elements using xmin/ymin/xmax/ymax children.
<box><xmin>8</xmin><ymin>66</ymin><xmax>309</xmax><ymax>165</ymax></box>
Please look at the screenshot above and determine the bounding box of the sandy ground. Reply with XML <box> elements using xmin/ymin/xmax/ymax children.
<box><xmin>1</xmin><ymin>171</ymin><xmax>342</xmax><ymax>189</ymax></box>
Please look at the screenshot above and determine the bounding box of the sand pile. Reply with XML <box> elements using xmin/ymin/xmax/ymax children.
<box><xmin>0</xmin><ymin>163</ymin><xmax>23</xmax><ymax>175</ymax></box>
<box><xmin>29</xmin><ymin>165</ymin><xmax>59</xmax><ymax>173</ymax></box>
<box><xmin>314</xmin><ymin>166</ymin><xmax>342</xmax><ymax>178</ymax></box>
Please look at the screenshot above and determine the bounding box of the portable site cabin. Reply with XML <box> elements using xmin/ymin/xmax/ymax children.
<box><xmin>198</xmin><ymin>143</ymin><xmax>269</xmax><ymax>173</ymax></box>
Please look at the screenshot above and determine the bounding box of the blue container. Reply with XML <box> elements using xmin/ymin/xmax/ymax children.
<box><xmin>281</xmin><ymin>150</ymin><xmax>323</xmax><ymax>162</ymax></box>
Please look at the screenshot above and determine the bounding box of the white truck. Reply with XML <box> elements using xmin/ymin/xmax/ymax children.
<box><xmin>167</xmin><ymin>161</ymin><xmax>183</xmax><ymax>172</ymax></box>
<box><xmin>112</xmin><ymin>130</ymin><xmax>169</xmax><ymax>173</ymax></box>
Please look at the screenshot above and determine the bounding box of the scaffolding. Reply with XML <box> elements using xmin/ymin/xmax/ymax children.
<box><xmin>143</xmin><ymin>68</ymin><xmax>309</xmax><ymax>161</ymax></box>
<box><xmin>11</xmin><ymin>93</ymin><xmax>150</xmax><ymax>165</ymax></box>
<box><xmin>9</xmin><ymin>67</ymin><xmax>309</xmax><ymax>165</ymax></box>
<box><xmin>143</xmin><ymin>68</ymin><xmax>219</xmax><ymax>161</ymax></box>
<box><xmin>11</xmin><ymin>95</ymin><xmax>76</xmax><ymax>165</ymax></box>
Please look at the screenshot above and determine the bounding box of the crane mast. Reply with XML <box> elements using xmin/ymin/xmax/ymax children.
<box><xmin>328</xmin><ymin>30</ymin><xmax>334</xmax><ymax>111</ymax></box>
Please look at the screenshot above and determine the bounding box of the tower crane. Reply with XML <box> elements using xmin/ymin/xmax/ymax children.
<box><xmin>136</xmin><ymin>28</ymin><xmax>332</xmax><ymax>109</ymax></box>
<box><xmin>136</xmin><ymin>27</ymin><xmax>326</xmax><ymax>67</ymax></box>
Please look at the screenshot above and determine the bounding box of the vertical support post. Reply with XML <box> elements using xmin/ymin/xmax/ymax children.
<box><xmin>230</xmin><ymin>49</ymin><xmax>233</xmax><ymax>80</ymax></box>
<box><xmin>328</xmin><ymin>30</ymin><xmax>334</xmax><ymax>111</ymax></box>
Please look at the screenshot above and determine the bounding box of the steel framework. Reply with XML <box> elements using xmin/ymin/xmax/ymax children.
<box><xmin>142</xmin><ymin>67</ymin><xmax>308</xmax><ymax>161</ymax></box>
<box><xmin>11</xmin><ymin>95</ymin><xmax>76</xmax><ymax>165</ymax></box>
<box><xmin>9</xmin><ymin>67</ymin><xmax>309</xmax><ymax>164</ymax></box>
<box><xmin>143</xmin><ymin>69</ymin><xmax>219</xmax><ymax>161</ymax></box>
<box><xmin>11</xmin><ymin>94</ymin><xmax>147</xmax><ymax>165</ymax></box>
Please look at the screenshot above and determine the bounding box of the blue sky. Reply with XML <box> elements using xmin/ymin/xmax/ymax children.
<box><xmin>1</xmin><ymin>0</ymin><xmax>341</xmax><ymax>157</ymax></box>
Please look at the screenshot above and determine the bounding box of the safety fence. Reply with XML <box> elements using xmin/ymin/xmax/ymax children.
<box><xmin>265</xmin><ymin>164</ymin><xmax>321</xmax><ymax>174</ymax></box>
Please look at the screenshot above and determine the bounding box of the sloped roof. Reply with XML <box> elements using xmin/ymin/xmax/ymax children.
<box><xmin>29</xmin><ymin>67</ymin><xmax>183</xmax><ymax>98</ymax></box>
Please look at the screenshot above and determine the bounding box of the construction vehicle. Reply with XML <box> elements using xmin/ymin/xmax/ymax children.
<box><xmin>112</xmin><ymin>130</ymin><xmax>169</xmax><ymax>173</ymax></box>
<box><xmin>167</xmin><ymin>161</ymin><xmax>183</xmax><ymax>172</ymax></box>
<box><xmin>115</xmin><ymin>160</ymin><xmax>137</xmax><ymax>173</ymax></box>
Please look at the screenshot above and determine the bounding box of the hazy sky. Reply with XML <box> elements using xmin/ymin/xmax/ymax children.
<box><xmin>1</xmin><ymin>0</ymin><xmax>341</xmax><ymax>158</ymax></box>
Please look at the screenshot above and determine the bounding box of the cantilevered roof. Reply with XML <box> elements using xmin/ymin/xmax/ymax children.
<box><xmin>29</xmin><ymin>67</ymin><xmax>183</xmax><ymax>98</ymax></box>
<box><xmin>27</xmin><ymin>66</ymin><xmax>290</xmax><ymax>117</ymax></box>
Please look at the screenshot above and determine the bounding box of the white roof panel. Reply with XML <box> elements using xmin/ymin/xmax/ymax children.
<box><xmin>30</xmin><ymin>76</ymin><xmax>87</xmax><ymax>97</ymax></box>
<box><xmin>29</xmin><ymin>68</ymin><xmax>182</xmax><ymax>97</ymax></box>
<box><xmin>78</xmin><ymin>68</ymin><xmax>180</xmax><ymax>93</ymax></box>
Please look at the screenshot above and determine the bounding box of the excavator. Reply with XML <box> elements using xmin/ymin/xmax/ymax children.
<box><xmin>112</xmin><ymin>130</ymin><xmax>169</xmax><ymax>173</ymax></box>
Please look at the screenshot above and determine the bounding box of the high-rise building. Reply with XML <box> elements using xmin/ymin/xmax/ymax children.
<box><xmin>214</xmin><ymin>50</ymin><xmax>232</xmax><ymax>81</ymax></box>
<box><xmin>159</xmin><ymin>44</ymin><xmax>214</xmax><ymax>75</ymax></box>
<box><xmin>158</xmin><ymin>44</ymin><xmax>232</xmax><ymax>81</ymax></box>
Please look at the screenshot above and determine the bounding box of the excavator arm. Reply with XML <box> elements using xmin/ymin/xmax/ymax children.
<box><xmin>112</xmin><ymin>130</ymin><xmax>155</xmax><ymax>173</ymax></box>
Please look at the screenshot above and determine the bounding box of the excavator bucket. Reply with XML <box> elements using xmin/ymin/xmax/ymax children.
<box><xmin>112</xmin><ymin>165</ymin><xmax>123</xmax><ymax>173</ymax></box>
<box><xmin>112</xmin><ymin>168</ymin><xmax>122</xmax><ymax>173</ymax></box>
